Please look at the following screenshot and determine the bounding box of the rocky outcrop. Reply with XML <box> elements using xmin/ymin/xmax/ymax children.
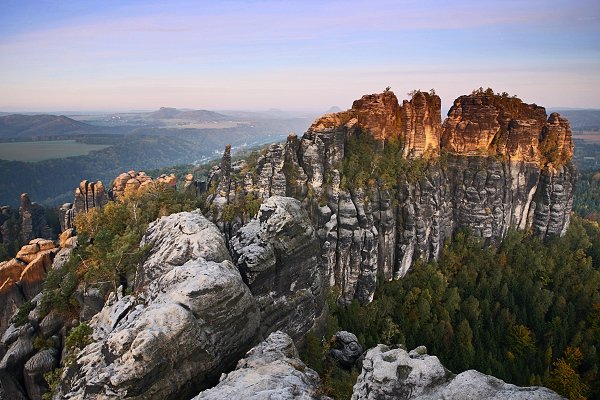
<box><xmin>328</xmin><ymin>331</ymin><xmax>363</xmax><ymax>369</ymax></box>
<box><xmin>192</xmin><ymin>331</ymin><xmax>329</xmax><ymax>400</ymax></box>
<box><xmin>0</xmin><ymin>233</ymin><xmax>75</xmax><ymax>400</ymax></box>
<box><xmin>0</xmin><ymin>239</ymin><xmax>58</xmax><ymax>337</ymax></box>
<box><xmin>57</xmin><ymin>210</ymin><xmax>261</xmax><ymax>399</ymax></box>
<box><xmin>183</xmin><ymin>173</ymin><xmax>207</xmax><ymax>197</ymax></box>
<box><xmin>0</xmin><ymin>295</ymin><xmax>64</xmax><ymax>400</ymax></box>
<box><xmin>230</xmin><ymin>196</ymin><xmax>326</xmax><ymax>342</ymax></box>
<box><xmin>23</xmin><ymin>348</ymin><xmax>59</xmax><ymax>400</ymax></box>
<box><xmin>111</xmin><ymin>170</ymin><xmax>176</xmax><ymax>200</ymax></box>
<box><xmin>351</xmin><ymin>344</ymin><xmax>563</xmax><ymax>399</ymax></box>
<box><xmin>59</xmin><ymin>171</ymin><xmax>178</xmax><ymax>230</ymax></box>
<box><xmin>441</xmin><ymin>90</ymin><xmax>574</xmax><ymax>165</ymax></box>
<box><xmin>1</xmin><ymin>194</ymin><xmax>52</xmax><ymax>254</ymax></box>
<box><xmin>58</xmin><ymin>180</ymin><xmax>108</xmax><ymax>231</ymax></box>
<box><xmin>18</xmin><ymin>194</ymin><xmax>53</xmax><ymax>245</ymax></box>
<box><xmin>206</xmin><ymin>89</ymin><xmax>576</xmax><ymax>304</ymax></box>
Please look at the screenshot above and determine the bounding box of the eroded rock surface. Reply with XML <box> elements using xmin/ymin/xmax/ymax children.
<box><xmin>112</xmin><ymin>170</ymin><xmax>177</xmax><ymax>200</ymax></box>
<box><xmin>329</xmin><ymin>331</ymin><xmax>363</xmax><ymax>369</ymax></box>
<box><xmin>56</xmin><ymin>210</ymin><xmax>260</xmax><ymax>400</ymax></box>
<box><xmin>206</xmin><ymin>89</ymin><xmax>576</xmax><ymax>304</ymax></box>
<box><xmin>230</xmin><ymin>196</ymin><xmax>326</xmax><ymax>342</ymax></box>
<box><xmin>1</xmin><ymin>193</ymin><xmax>52</xmax><ymax>252</ymax></box>
<box><xmin>351</xmin><ymin>345</ymin><xmax>563</xmax><ymax>400</ymax></box>
<box><xmin>0</xmin><ymin>239</ymin><xmax>58</xmax><ymax>337</ymax></box>
<box><xmin>193</xmin><ymin>331</ymin><xmax>330</xmax><ymax>400</ymax></box>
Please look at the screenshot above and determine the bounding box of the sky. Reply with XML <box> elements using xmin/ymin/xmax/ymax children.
<box><xmin>0</xmin><ymin>0</ymin><xmax>599</xmax><ymax>112</ymax></box>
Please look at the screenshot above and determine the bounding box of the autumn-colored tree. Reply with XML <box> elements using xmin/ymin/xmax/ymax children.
<box><xmin>547</xmin><ymin>347</ymin><xmax>589</xmax><ymax>400</ymax></box>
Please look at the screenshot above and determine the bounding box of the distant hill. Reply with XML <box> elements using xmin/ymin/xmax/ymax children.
<box><xmin>324</xmin><ymin>106</ymin><xmax>342</xmax><ymax>114</ymax></box>
<box><xmin>148</xmin><ymin>107</ymin><xmax>232</xmax><ymax>121</ymax></box>
<box><xmin>0</xmin><ymin>114</ymin><xmax>101</xmax><ymax>139</ymax></box>
<box><xmin>550</xmin><ymin>109</ymin><xmax>600</xmax><ymax>131</ymax></box>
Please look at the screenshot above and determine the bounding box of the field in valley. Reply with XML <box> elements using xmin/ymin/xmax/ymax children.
<box><xmin>0</xmin><ymin>140</ymin><xmax>110</xmax><ymax>162</ymax></box>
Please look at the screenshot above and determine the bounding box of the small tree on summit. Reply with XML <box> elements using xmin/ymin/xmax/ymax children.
<box><xmin>384</xmin><ymin>86</ymin><xmax>391</xmax><ymax>92</ymax></box>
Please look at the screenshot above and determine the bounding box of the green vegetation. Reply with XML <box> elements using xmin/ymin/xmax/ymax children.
<box><xmin>327</xmin><ymin>217</ymin><xmax>600</xmax><ymax>399</ymax></box>
<box><xmin>300</xmin><ymin>292</ymin><xmax>360</xmax><ymax>399</ymax></box>
<box><xmin>40</xmin><ymin>185</ymin><xmax>201</xmax><ymax>315</ymax></box>
<box><xmin>42</xmin><ymin>322</ymin><xmax>93</xmax><ymax>399</ymax></box>
<box><xmin>13</xmin><ymin>300</ymin><xmax>35</xmax><ymax>326</ymax></box>
<box><xmin>42</xmin><ymin>368</ymin><xmax>63</xmax><ymax>400</ymax></box>
<box><xmin>339</xmin><ymin>131</ymin><xmax>429</xmax><ymax>190</ymax></box>
<box><xmin>0</xmin><ymin>140</ymin><xmax>110</xmax><ymax>162</ymax></box>
<box><xmin>574</xmin><ymin>170</ymin><xmax>600</xmax><ymax>220</ymax></box>
<box><xmin>65</xmin><ymin>322</ymin><xmax>93</xmax><ymax>352</ymax></box>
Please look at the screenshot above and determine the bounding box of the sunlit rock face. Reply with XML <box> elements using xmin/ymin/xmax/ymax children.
<box><xmin>441</xmin><ymin>90</ymin><xmax>573</xmax><ymax>164</ymax></box>
<box><xmin>207</xmin><ymin>89</ymin><xmax>575</xmax><ymax>304</ymax></box>
<box><xmin>59</xmin><ymin>171</ymin><xmax>177</xmax><ymax>230</ymax></box>
<box><xmin>0</xmin><ymin>238</ymin><xmax>58</xmax><ymax>337</ymax></box>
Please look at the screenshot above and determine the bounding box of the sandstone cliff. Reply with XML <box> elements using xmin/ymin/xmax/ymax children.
<box><xmin>58</xmin><ymin>180</ymin><xmax>108</xmax><ymax>231</ymax></box>
<box><xmin>57</xmin><ymin>210</ymin><xmax>260</xmax><ymax>399</ymax></box>
<box><xmin>206</xmin><ymin>89</ymin><xmax>575</xmax><ymax>304</ymax></box>
<box><xmin>0</xmin><ymin>239</ymin><xmax>58</xmax><ymax>337</ymax></box>
<box><xmin>56</xmin><ymin>201</ymin><xmax>325</xmax><ymax>399</ymax></box>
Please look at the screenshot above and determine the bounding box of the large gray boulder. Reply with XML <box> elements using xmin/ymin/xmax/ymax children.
<box><xmin>23</xmin><ymin>348</ymin><xmax>59</xmax><ymax>400</ymax></box>
<box><xmin>193</xmin><ymin>331</ymin><xmax>330</xmax><ymax>400</ymax></box>
<box><xmin>230</xmin><ymin>196</ymin><xmax>326</xmax><ymax>342</ymax></box>
<box><xmin>329</xmin><ymin>331</ymin><xmax>363</xmax><ymax>368</ymax></box>
<box><xmin>351</xmin><ymin>345</ymin><xmax>564</xmax><ymax>400</ymax></box>
<box><xmin>57</xmin><ymin>210</ymin><xmax>261</xmax><ymax>400</ymax></box>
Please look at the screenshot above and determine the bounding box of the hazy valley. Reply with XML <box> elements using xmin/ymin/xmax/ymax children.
<box><xmin>0</xmin><ymin>108</ymin><xmax>316</xmax><ymax>207</ymax></box>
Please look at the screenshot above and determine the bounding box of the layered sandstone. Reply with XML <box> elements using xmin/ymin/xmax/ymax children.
<box><xmin>441</xmin><ymin>89</ymin><xmax>573</xmax><ymax>165</ymax></box>
<box><xmin>0</xmin><ymin>239</ymin><xmax>58</xmax><ymax>337</ymax></box>
<box><xmin>57</xmin><ymin>210</ymin><xmax>260</xmax><ymax>399</ymax></box>
<box><xmin>59</xmin><ymin>171</ymin><xmax>178</xmax><ymax>230</ymax></box>
<box><xmin>352</xmin><ymin>344</ymin><xmax>563</xmax><ymax>399</ymax></box>
<box><xmin>111</xmin><ymin>170</ymin><xmax>177</xmax><ymax>200</ymax></box>
<box><xmin>207</xmin><ymin>89</ymin><xmax>575</xmax><ymax>304</ymax></box>
<box><xmin>59</xmin><ymin>180</ymin><xmax>109</xmax><ymax>231</ymax></box>
<box><xmin>1</xmin><ymin>194</ymin><xmax>52</xmax><ymax>251</ymax></box>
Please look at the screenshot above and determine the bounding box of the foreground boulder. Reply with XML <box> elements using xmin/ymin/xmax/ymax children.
<box><xmin>193</xmin><ymin>331</ymin><xmax>330</xmax><ymax>400</ymax></box>
<box><xmin>230</xmin><ymin>196</ymin><xmax>326</xmax><ymax>342</ymax></box>
<box><xmin>329</xmin><ymin>331</ymin><xmax>363</xmax><ymax>369</ymax></box>
<box><xmin>57</xmin><ymin>210</ymin><xmax>261</xmax><ymax>399</ymax></box>
<box><xmin>351</xmin><ymin>344</ymin><xmax>563</xmax><ymax>399</ymax></box>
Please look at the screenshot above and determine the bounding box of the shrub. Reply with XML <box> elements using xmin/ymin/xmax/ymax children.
<box><xmin>13</xmin><ymin>300</ymin><xmax>35</xmax><ymax>326</ymax></box>
<box><xmin>65</xmin><ymin>322</ymin><xmax>93</xmax><ymax>352</ymax></box>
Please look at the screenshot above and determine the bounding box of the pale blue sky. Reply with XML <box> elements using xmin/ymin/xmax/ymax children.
<box><xmin>1</xmin><ymin>0</ymin><xmax>599</xmax><ymax>111</ymax></box>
